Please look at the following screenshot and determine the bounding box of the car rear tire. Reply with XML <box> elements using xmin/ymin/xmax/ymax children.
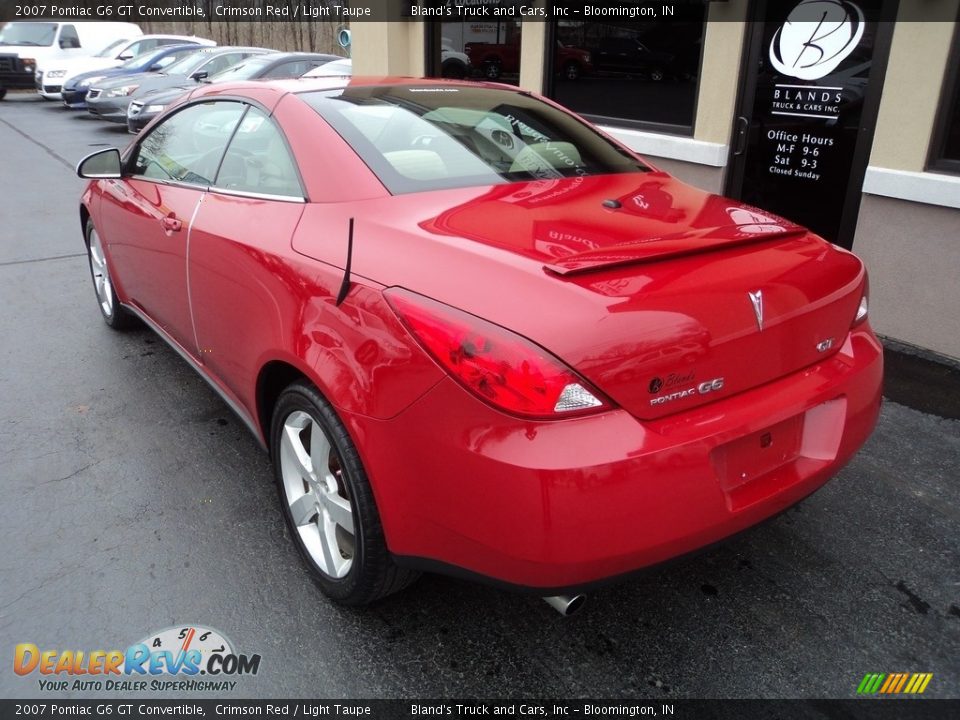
<box><xmin>271</xmin><ymin>381</ymin><xmax>419</xmax><ymax>605</ymax></box>
<box><xmin>0</xmin><ymin>88</ymin><xmax>6</xmax><ymax>101</ymax></box>
<box><xmin>483</xmin><ymin>60</ymin><xmax>502</xmax><ymax>80</ymax></box>
<box><xmin>85</xmin><ymin>219</ymin><xmax>137</xmax><ymax>330</ymax></box>
<box><xmin>441</xmin><ymin>60</ymin><xmax>467</xmax><ymax>79</ymax></box>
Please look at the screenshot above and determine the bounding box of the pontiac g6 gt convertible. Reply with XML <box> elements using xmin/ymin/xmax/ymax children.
<box><xmin>77</xmin><ymin>77</ymin><xmax>882</xmax><ymax>613</ymax></box>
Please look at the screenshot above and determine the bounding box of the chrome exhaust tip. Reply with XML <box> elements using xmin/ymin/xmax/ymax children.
<box><xmin>542</xmin><ymin>594</ymin><xmax>587</xmax><ymax>616</ymax></box>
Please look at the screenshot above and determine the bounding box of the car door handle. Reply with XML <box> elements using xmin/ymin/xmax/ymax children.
<box><xmin>161</xmin><ymin>215</ymin><xmax>182</xmax><ymax>232</ymax></box>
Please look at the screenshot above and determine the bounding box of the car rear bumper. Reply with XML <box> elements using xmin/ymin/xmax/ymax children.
<box><xmin>350</xmin><ymin>326</ymin><xmax>883</xmax><ymax>592</ymax></box>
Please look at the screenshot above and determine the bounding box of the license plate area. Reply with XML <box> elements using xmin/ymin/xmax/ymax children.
<box><xmin>715</xmin><ymin>414</ymin><xmax>803</xmax><ymax>492</ymax></box>
<box><xmin>710</xmin><ymin>398</ymin><xmax>846</xmax><ymax>511</ymax></box>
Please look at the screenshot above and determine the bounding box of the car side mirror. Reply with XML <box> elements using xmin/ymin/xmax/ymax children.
<box><xmin>118</xmin><ymin>52</ymin><xmax>133</xmax><ymax>61</ymax></box>
<box><xmin>191</xmin><ymin>70</ymin><xmax>208</xmax><ymax>81</ymax></box>
<box><xmin>77</xmin><ymin>148</ymin><xmax>122</xmax><ymax>179</ymax></box>
<box><xmin>148</xmin><ymin>63</ymin><xmax>163</xmax><ymax>71</ymax></box>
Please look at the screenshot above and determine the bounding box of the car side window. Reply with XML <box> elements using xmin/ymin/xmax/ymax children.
<box><xmin>58</xmin><ymin>25</ymin><xmax>80</xmax><ymax>49</ymax></box>
<box><xmin>154</xmin><ymin>55</ymin><xmax>178</xmax><ymax>69</ymax></box>
<box><xmin>199</xmin><ymin>53</ymin><xmax>247</xmax><ymax>77</ymax></box>
<box><xmin>130</xmin><ymin>101</ymin><xmax>246</xmax><ymax>186</ymax></box>
<box><xmin>123</xmin><ymin>40</ymin><xmax>144</xmax><ymax>58</ymax></box>
<box><xmin>213</xmin><ymin>107</ymin><xmax>303</xmax><ymax>198</ymax></box>
<box><xmin>263</xmin><ymin>61</ymin><xmax>309</xmax><ymax>79</ymax></box>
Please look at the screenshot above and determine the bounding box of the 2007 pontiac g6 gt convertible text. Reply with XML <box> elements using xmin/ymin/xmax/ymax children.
<box><xmin>77</xmin><ymin>77</ymin><xmax>882</xmax><ymax>613</ymax></box>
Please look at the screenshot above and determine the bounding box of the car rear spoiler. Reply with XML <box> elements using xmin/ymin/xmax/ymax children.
<box><xmin>543</xmin><ymin>225</ymin><xmax>807</xmax><ymax>276</ymax></box>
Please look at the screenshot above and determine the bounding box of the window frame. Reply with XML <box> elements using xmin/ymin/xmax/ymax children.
<box><xmin>541</xmin><ymin>18</ymin><xmax>705</xmax><ymax>137</ymax></box>
<box><xmin>927</xmin><ymin>20</ymin><xmax>960</xmax><ymax>175</ymax></box>
<box><xmin>209</xmin><ymin>105</ymin><xmax>308</xmax><ymax>203</ymax></box>
<box><xmin>124</xmin><ymin>96</ymin><xmax>308</xmax><ymax>203</ymax></box>
<box><xmin>126</xmin><ymin>99</ymin><xmax>248</xmax><ymax>190</ymax></box>
<box><xmin>58</xmin><ymin>24</ymin><xmax>80</xmax><ymax>49</ymax></box>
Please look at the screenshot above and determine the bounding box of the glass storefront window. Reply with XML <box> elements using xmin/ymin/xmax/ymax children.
<box><xmin>929</xmin><ymin>23</ymin><xmax>960</xmax><ymax>174</ymax></box>
<box><xmin>428</xmin><ymin>19</ymin><xmax>523</xmax><ymax>86</ymax></box>
<box><xmin>547</xmin><ymin>16</ymin><xmax>706</xmax><ymax>133</ymax></box>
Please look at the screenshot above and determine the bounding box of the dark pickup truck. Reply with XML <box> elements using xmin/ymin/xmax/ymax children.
<box><xmin>465</xmin><ymin>40</ymin><xmax>592</xmax><ymax>81</ymax></box>
<box><xmin>589</xmin><ymin>38</ymin><xmax>679</xmax><ymax>82</ymax></box>
<box><xmin>0</xmin><ymin>53</ymin><xmax>37</xmax><ymax>98</ymax></box>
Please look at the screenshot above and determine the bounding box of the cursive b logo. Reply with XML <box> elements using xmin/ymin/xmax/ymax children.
<box><xmin>769</xmin><ymin>0</ymin><xmax>865</xmax><ymax>81</ymax></box>
<box><xmin>649</xmin><ymin>377</ymin><xmax>663</xmax><ymax>394</ymax></box>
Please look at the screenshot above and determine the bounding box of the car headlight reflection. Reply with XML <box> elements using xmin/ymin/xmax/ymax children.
<box><xmin>104</xmin><ymin>84</ymin><xmax>139</xmax><ymax>98</ymax></box>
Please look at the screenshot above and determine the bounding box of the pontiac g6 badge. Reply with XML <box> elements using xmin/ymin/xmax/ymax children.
<box><xmin>749</xmin><ymin>290</ymin><xmax>764</xmax><ymax>331</ymax></box>
<box><xmin>650</xmin><ymin>377</ymin><xmax>725</xmax><ymax>406</ymax></box>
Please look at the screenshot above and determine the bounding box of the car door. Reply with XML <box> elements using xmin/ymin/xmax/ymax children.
<box><xmin>97</xmin><ymin>100</ymin><xmax>246</xmax><ymax>352</ymax></box>
<box><xmin>187</xmin><ymin>105</ymin><xmax>307</xmax><ymax>395</ymax></box>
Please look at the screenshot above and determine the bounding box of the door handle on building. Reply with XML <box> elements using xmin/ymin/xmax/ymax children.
<box><xmin>733</xmin><ymin>116</ymin><xmax>749</xmax><ymax>156</ymax></box>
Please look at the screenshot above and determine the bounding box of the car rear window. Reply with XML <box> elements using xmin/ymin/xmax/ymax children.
<box><xmin>299</xmin><ymin>84</ymin><xmax>648</xmax><ymax>194</ymax></box>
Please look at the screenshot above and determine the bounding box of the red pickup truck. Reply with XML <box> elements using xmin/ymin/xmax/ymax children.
<box><xmin>465</xmin><ymin>40</ymin><xmax>592</xmax><ymax>80</ymax></box>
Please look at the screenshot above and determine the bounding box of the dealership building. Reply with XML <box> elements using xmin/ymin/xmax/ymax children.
<box><xmin>350</xmin><ymin>0</ymin><xmax>960</xmax><ymax>362</ymax></box>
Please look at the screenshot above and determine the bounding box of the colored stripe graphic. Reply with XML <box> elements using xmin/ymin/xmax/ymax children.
<box><xmin>857</xmin><ymin>673</ymin><xmax>933</xmax><ymax>695</ymax></box>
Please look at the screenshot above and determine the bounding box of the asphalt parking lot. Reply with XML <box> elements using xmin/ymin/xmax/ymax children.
<box><xmin>0</xmin><ymin>91</ymin><xmax>958</xmax><ymax>700</ymax></box>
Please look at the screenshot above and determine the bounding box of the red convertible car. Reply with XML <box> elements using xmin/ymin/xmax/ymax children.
<box><xmin>77</xmin><ymin>77</ymin><xmax>882</xmax><ymax>614</ymax></box>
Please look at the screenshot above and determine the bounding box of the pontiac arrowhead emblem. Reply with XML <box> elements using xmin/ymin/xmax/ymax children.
<box><xmin>748</xmin><ymin>290</ymin><xmax>764</xmax><ymax>331</ymax></box>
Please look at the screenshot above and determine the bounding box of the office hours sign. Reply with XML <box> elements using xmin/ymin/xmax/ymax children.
<box><xmin>726</xmin><ymin>0</ymin><xmax>891</xmax><ymax>249</ymax></box>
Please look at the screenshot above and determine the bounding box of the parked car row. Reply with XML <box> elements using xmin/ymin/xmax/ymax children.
<box><xmin>2</xmin><ymin>19</ymin><xmax>349</xmax><ymax>134</ymax></box>
<box><xmin>126</xmin><ymin>51</ymin><xmax>346</xmax><ymax>132</ymax></box>
<box><xmin>37</xmin><ymin>34</ymin><xmax>217</xmax><ymax>99</ymax></box>
<box><xmin>61</xmin><ymin>43</ymin><xmax>205</xmax><ymax>109</ymax></box>
<box><xmin>0</xmin><ymin>19</ymin><xmax>143</xmax><ymax>97</ymax></box>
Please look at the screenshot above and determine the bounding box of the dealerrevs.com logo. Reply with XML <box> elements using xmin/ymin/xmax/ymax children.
<box><xmin>13</xmin><ymin>625</ymin><xmax>261</xmax><ymax>693</ymax></box>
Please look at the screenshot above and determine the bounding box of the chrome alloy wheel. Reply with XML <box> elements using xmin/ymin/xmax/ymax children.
<box><xmin>279</xmin><ymin>410</ymin><xmax>355</xmax><ymax>579</ymax></box>
<box><xmin>88</xmin><ymin>228</ymin><xmax>113</xmax><ymax>317</ymax></box>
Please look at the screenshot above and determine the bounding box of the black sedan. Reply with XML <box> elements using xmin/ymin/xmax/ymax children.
<box><xmin>126</xmin><ymin>52</ymin><xmax>343</xmax><ymax>133</ymax></box>
<box><xmin>87</xmin><ymin>46</ymin><xmax>272</xmax><ymax>123</ymax></box>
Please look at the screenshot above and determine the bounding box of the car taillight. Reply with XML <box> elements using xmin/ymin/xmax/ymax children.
<box><xmin>852</xmin><ymin>276</ymin><xmax>869</xmax><ymax>327</ymax></box>
<box><xmin>385</xmin><ymin>288</ymin><xmax>612</xmax><ymax>419</ymax></box>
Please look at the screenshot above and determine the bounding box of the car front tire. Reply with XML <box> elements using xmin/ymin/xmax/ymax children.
<box><xmin>271</xmin><ymin>381</ymin><xmax>418</xmax><ymax>605</ymax></box>
<box><xmin>563</xmin><ymin>61</ymin><xmax>581</xmax><ymax>81</ymax></box>
<box><xmin>85</xmin><ymin>219</ymin><xmax>137</xmax><ymax>330</ymax></box>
